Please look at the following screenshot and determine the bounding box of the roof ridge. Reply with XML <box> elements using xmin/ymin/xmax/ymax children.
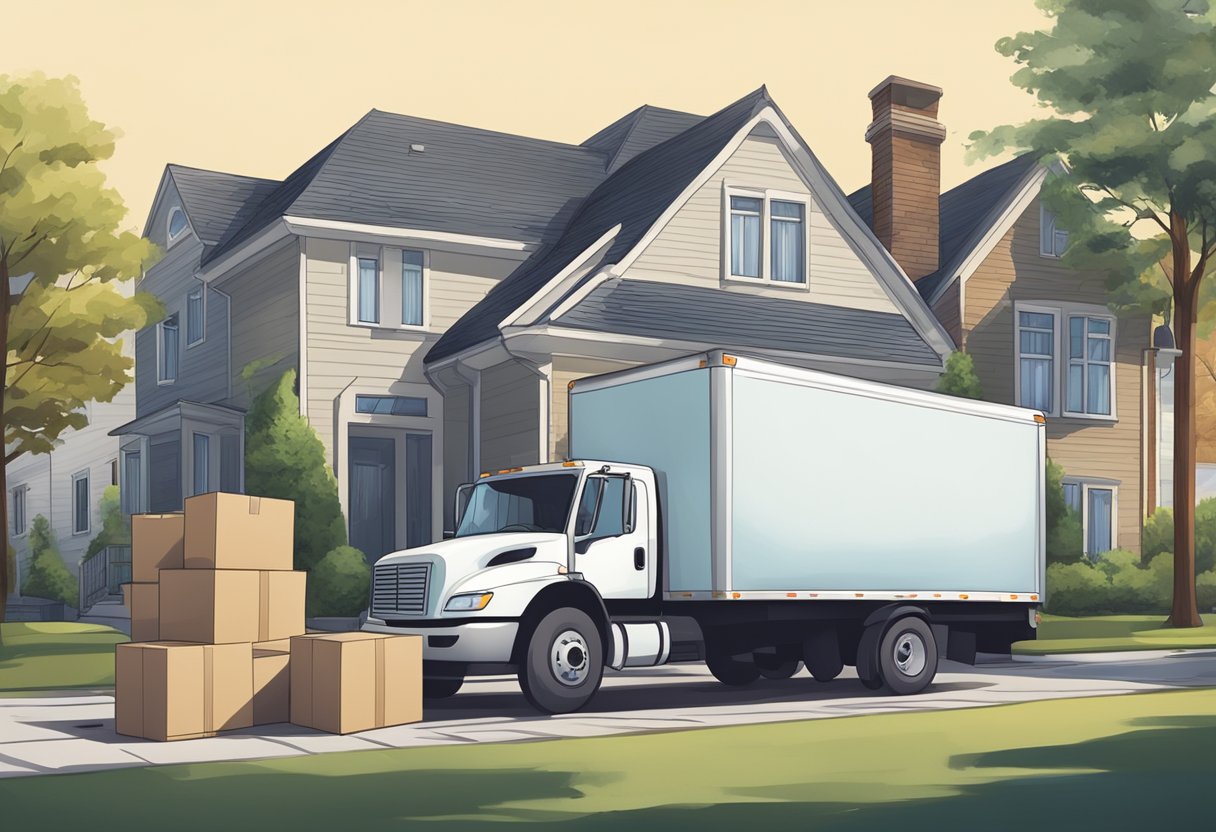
<box><xmin>365</xmin><ymin>107</ymin><xmax>596</xmax><ymax>154</ymax></box>
<box><xmin>166</xmin><ymin>162</ymin><xmax>279</xmax><ymax>184</ymax></box>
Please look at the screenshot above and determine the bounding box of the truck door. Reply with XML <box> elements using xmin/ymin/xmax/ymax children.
<box><xmin>573</xmin><ymin>474</ymin><xmax>650</xmax><ymax>599</ymax></box>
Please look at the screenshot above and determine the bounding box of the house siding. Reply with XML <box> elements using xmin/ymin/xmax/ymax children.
<box><xmin>479</xmin><ymin>360</ymin><xmax>540</xmax><ymax>471</ymax></box>
<box><xmin>625</xmin><ymin>130</ymin><xmax>901</xmax><ymax>315</ymax></box>
<box><xmin>551</xmin><ymin>356</ymin><xmax>638</xmax><ymax>462</ymax></box>
<box><xmin>962</xmin><ymin>194</ymin><xmax>1148</xmax><ymax>553</ymax></box>
<box><xmin>223</xmin><ymin>238</ymin><xmax>301</xmax><ymax>410</ymax></box>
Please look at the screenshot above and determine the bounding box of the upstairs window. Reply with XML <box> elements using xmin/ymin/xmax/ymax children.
<box><xmin>167</xmin><ymin>207</ymin><xmax>189</xmax><ymax>244</ymax></box>
<box><xmin>186</xmin><ymin>286</ymin><xmax>205</xmax><ymax>346</ymax></box>
<box><xmin>72</xmin><ymin>471</ymin><xmax>90</xmax><ymax>535</ymax></box>
<box><xmin>1015</xmin><ymin>303</ymin><xmax>1116</xmax><ymax>419</ymax></box>
<box><xmin>1065</xmin><ymin>316</ymin><xmax>1112</xmax><ymax>417</ymax></box>
<box><xmin>1017</xmin><ymin>309</ymin><xmax>1056</xmax><ymax>413</ymax></box>
<box><xmin>401</xmin><ymin>250</ymin><xmax>425</xmax><ymax>327</ymax></box>
<box><xmin>725</xmin><ymin>188</ymin><xmax>809</xmax><ymax>285</ymax></box>
<box><xmin>349</xmin><ymin>247</ymin><xmax>429</xmax><ymax>329</ymax></box>
<box><xmin>158</xmin><ymin>314</ymin><xmax>179</xmax><ymax>384</ymax></box>
<box><xmin>357</xmin><ymin>257</ymin><xmax>380</xmax><ymax>324</ymax></box>
<box><xmin>1040</xmin><ymin>205</ymin><xmax>1069</xmax><ymax>257</ymax></box>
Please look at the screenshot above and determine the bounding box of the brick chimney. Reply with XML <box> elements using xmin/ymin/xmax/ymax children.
<box><xmin>865</xmin><ymin>76</ymin><xmax>946</xmax><ymax>281</ymax></box>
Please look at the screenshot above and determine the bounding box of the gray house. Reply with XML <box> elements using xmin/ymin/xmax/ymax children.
<box><xmin>117</xmin><ymin>85</ymin><xmax>953</xmax><ymax>562</ymax></box>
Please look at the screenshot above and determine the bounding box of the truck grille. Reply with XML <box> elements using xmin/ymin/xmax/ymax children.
<box><xmin>372</xmin><ymin>562</ymin><xmax>431</xmax><ymax>616</ymax></box>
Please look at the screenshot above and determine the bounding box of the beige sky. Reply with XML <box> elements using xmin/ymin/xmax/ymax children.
<box><xmin>5</xmin><ymin>0</ymin><xmax>1048</xmax><ymax>230</ymax></box>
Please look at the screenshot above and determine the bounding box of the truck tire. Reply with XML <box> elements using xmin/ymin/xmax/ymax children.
<box><xmin>855</xmin><ymin>623</ymin><xmax>886</xmax><ymax>690</ymax></box>
<box><xmin>803</xmin><ymin>629</ymin><xmax>843</xmax><ymax>682</ymax></box>
<box><xmin>877</xmin><ymin>616</ymin><xmax>938</xmax><ymax>696</ymax></box>
<box><xmin>518</xmin><ymin>608</ymin><xmax>604</xmax><ymax>714</ymax></box>
<box><xmin>422</xmin><ymin>676</ymin><xmax>464</xmax><ymax>700</ymax></box>
<box><xmin>756</xmin><ymin>657</ymin><xmax>803</xmax><ymax>680</ymax></box>
<box><xmin>705</xmin><ymin>648</ymin><xmax>760</xmax><ymax>686</ymax></box>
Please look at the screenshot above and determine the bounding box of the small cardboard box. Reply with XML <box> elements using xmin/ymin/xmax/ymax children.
<box><xmin>184</xmin><ymin>492</ymin><xmax>294</xmax><ymax>571</ymax></box>
<box><xmin>131</xmin><ymin>513</ymin><xmax>184</xmax><ymax>583</ymax></box>
<box><xmin>158</xmin><ymin>569</ymin><xmax>306</xmax><ymax>644</ymax></box>
<box><xmin>290</xmin><ymin>633</ymin><xmax>422</xmax><ymax>735</ymax></box>
<box><xmin>115</xmin><ymin>642</ymin><xmax>253</xmax><ymax>741</ymax></box>
<box><xmin>254</xmin><ymin>638</ymin><xmax>292</xmax><ymax>653</ymax></box>
<box><xmin>252</xmin><ymin>647</ymin><xmax>291</xmax><ymax>725</ymax></box>
<box><xmin>123</xmin><ymin>583</ymin><xmax>160</xmax><ymax>643</ymax></box>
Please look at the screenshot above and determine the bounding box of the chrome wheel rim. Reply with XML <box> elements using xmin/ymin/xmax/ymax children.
<box><xmin>892</xmin><ymin>631</ymin><xmax>927</xmax><ymax>677</ymax></box>
<box><xmin>551</xmin><ymin>629</ymin><xmax>590</xmax><ymax>687</ymax></box>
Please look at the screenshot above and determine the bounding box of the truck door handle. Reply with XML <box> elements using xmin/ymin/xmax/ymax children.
<box><xmin>634</xmin><ymin>547</ymin><xmax>645</xmax><ymax>570</ymax></box>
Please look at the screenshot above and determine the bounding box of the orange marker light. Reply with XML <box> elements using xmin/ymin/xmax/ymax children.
<box><xmin>722</xmin><ymin>354</ymin><xmax>738</xmax><ymax>366</ymax></box>
<box><xmin>568</xmin><ymin>380</ymin><xmax>576</xmax><ymax>390</ymax></box>
<box><xmin>959</xmin><ymin>594</ymin><xmax>970</xmax><ymax>600</ymax></box>
<box><xmin>1033</xmin><ymin>413</ymin><xmax>1046</xmax><ymax>424</ymax></box>
<box><xmin>732</xmin><ymin>592</ymin><xmax>742</xmax><ymax>599</ymax></box>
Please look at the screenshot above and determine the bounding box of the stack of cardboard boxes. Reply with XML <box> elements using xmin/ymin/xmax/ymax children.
<box><xmin>117</xmin><ymin>492</ymin><xmax>421</xmax><ymax>741</ymax></box>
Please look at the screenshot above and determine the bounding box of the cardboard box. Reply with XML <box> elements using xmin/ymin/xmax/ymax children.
<box><xmin>115</xmin><ymin>642</ymin><xmax>253</xmax><ymax>741</ymax></box>
<box><xmin>290</xmin><ymin>633</ymin><xmax>422</xmax><ymax>734</ymax></box>
<box><xmin>124</xmin><ymin>583</ymin><xmax>160</xmax><ymax>642</ymax></box>
<box><xmin>131</xmin><ymin>513</ymin><xmax>184</xmax><ymax>583</ymax></box>
<box><xmin>254</xmin><ymin>638</ymin><xmax>292</xmax><ymax>653</ymax></box>
<box><xmin>158</xmin><ymin>569</ymin><xmax>306</xmax><ymax>644</ymax></box>
<box><xmin>184</xmin><ymin>492</ymin><xmax>294</xmax><ymax>571</ymax></box>
<box><xmin>252</xmin><ymin>648</ymin><xmax>291</xmax><ymax>725</ymax></box>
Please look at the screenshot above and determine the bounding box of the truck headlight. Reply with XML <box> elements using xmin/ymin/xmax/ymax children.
<box><xmin>445</xmin><ymin>592</ymin><xmax>494</xmax><ymax>611</ymax></box>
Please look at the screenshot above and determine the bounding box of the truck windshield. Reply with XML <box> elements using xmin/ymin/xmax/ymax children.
<box><xmin>455</xmin><ymin>473</ymin><xmax>579</xmax><ymax>537</ymax></box>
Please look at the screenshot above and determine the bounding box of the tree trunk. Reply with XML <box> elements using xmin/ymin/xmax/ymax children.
<box><xmin>1169</xmin><ymin>214</ymin><xmax>1203</xmax><ymax>628</ymax></box>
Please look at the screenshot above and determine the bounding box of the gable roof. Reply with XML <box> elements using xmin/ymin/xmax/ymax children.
<box><xmin>200</xmin><ymin>111</ymin><xmax>618</xmax><ymax>268</ymax></box>
<box><xmin>164</xmin><ymin>165</ymin><xmax>280</xmax><ymax>249</ymax></box>
<box><xmin>426</xmin><ymin>87</ymin><xmax>777</xmax><ymax>364</ymax></box>
<box><xmin>847</xmin><ymin>154</ymin><xmax>1042</xmax><ymax>302</ymax></box>
<box><xmin>581</xmin><ymin>104</ymin><xmax>705</xmax><ymax>173</ymax></box>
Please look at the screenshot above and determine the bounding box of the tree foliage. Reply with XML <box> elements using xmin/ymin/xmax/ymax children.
<box><xmin>972</xmin><ymin>0</ymin><xmax>1216</xmax><ymax>626</ymax></box>
<box><xmin>20</xmin><ymin>515</ymin><xmax>77</xmax><ymax>608</ymax></box>
<box><xmin>308</xmin><ymin>545</ymin><xmax>372</xmax><ymax>617</ymax></box>
<box><xmin>936</xmin><ymin>351</ymin><xmax>984</xmax><ymax>399</ymax></box>
<box><xmin>1045</xmin><ymin>458</ymin><xmax>1084</xmax><ymax>565</ymax></box>
<box><xmin>84</xmin><ymin>484</ymin><xmax>130</xmax><ymax>561</ymax></box>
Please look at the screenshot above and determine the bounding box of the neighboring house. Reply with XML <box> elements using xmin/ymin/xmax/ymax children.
<box><xmin>118</xmin><ymin>85</ymin><xmax>957</xmax><ymax>562</ymax></box>
<box><xmin>7</xmin><ymin>334</ymin><xmax>133</xmax><ymax>585</ymax></box>
<box><xmin>847</xmin><ymin>77</ymin><xmax>1154</xmax><ymax>557</ymax></box>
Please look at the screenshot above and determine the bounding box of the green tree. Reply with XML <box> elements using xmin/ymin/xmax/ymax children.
<box><xmin>971</xmin><ymin>0</ymin><xmax>1216</xmax><ymax>627</ymax></box>
<box><xmin>1045</xmin><ymin>458</ymin><xmax>1084</xmax><ymax>565</ymax></box>
<box><xmin>244</xmin><ymin>369</ymin><xmax>348</xmax><ymax>576</ymax></box>
<box><xmin>20</xmin><ymin>515</ymin><xmax>77</xmax><ymax>608</ymax></box>
<box><xmin>936</xmin><ymin>351</ymin><xmax>984</xmax><ymax>399</ymax></box>
<box><xmin>0</xmin><ymin>74</ymin><xmax>160</xmax><ymax>636</ymax></box>
<box><xmin>84</xmin><ymin>484</ymin><xmax>131</xmax><ymax>561</ymax></box>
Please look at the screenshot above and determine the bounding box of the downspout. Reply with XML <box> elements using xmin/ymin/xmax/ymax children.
<box><xmin>514</xmin><ymin>356</ymin><xmax>552</xmax><ymax>465</ymax></box>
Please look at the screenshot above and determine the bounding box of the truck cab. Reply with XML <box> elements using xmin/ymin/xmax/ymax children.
<box><xmin>362</xmin><ymin>460</ymin><xmax>659</xmax><ymax>712</ymax></box>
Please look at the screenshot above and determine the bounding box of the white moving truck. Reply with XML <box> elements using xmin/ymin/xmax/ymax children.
<box><xmin>363</xmin><ymin>351</ymin><xmax>1045</xmax><ymax>713</ymax></box>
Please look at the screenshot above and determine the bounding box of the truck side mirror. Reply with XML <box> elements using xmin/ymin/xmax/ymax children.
<box><xmin>454</xmin><ymin>483</ymin><xmax>474</xmax><ymax>530</ymax></box>
<box><xmin>622</xmin><ymin>476</ymin><xmax>635</xmax><ymax>534</ymax></box>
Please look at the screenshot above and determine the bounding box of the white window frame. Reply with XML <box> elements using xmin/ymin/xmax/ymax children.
<box><xmin>399</xmin><ymin>248</ymin><xmax>429</xmax><ymax>331</ymax></box>
<box><xmin>157</xmin><ymin>313</ymin><xmax>179</xmax><ymax>385</ymax></box>
<box><xmin>1062</xmin><ymin>314</ymin><xmax>1116</xmax><ymax>419</ymax></box>
<box><xmin>11</xmin><ymin>485</ymin><xmax>28</xmax><ymax>537</ymax></box>
<box><xmin>121</xmin><ymin>447</ymin><xmax>145</xmax><ymax>515</ymax></box>
<box><xmin>167</xmin><ymin>207</ymin><xmax>189</xmax><ymax>247</ymax></box>
<box><xmin>71</xmin><ymin>470</ymin><xmax>90</xmax><ymax>536</ymax></box>
<box><xmin>1013</xmin><ymin>301</ymin><xmax>1116</xmax><ymax>421</ymax></box>
<box><xmin>192</xmin><ymin>432</ymin><xmax>211</xmax><ymax>496</ymax></box>
<box><xmin>721</xmin><ymin>185</ymin><xmax>811</xmax><ymax>288</ymax></box>
<box><xmin>1064</xmin><ymin>477</ymin><xmax>1119</xmax><ymax>556</ymax></box>
<box><xmin>1040</xmin><ymin>203</ymin><xmax>1069</xmax><ymax>258</ymax></box>
<box><xmin>347</xmin><ymin>244</ymin><xmax>431</xmax><ymax>330</ymax></box>
<box><xmin>185</xmin><ymin>284</ymin><xmax>206</xmax><ymax>347</ymax></box>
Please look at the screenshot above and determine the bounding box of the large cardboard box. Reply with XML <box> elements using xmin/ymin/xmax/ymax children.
<box><xmin>290</xmin><ymin>633</ymin><xmax>422</xmax><ymax>734</ymax></box>
<box><xmin>123</xmin><ymin>583</ymin><xmax>160</xmax><ymax>642</ymax></box>
<box><xmin>131</xmin><ymin>513</ymin><xmax>184</xmax><ymax>583</ymax></box>
<box><xmin>252</xmin><ymin>647</ymin><xmax>291</xmax><ymax>725</ymax></box>
<box><xmin>158</xmin><ymin>569</ymin><xmax>306</xmax><ymax>644</ymax></box>
<box><xmin>184</xmin><ymin>492</ymin><xmax>294</xmax><ymax>571</ymax></box>
<box><xmin>115</xmin><ymin>642</ymin><xmax>253</xmax><ymax>741</ymax></box>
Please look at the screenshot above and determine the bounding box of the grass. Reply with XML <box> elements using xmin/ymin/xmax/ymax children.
<box><xmin>0</xmin><ymin>622</ymin><xmax>127</xmax><ymax>692</ymax></box>
<box><xmin>1014</xmin><ymin>613</ymin><xmax>1216</xmax><ymax>655</ymax></box>
<box><xmin>1</xmin><ymin>689</ymin><xmax>1214</xmax><ymax>829</ymax></box>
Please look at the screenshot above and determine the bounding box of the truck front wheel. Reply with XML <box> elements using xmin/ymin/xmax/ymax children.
<box><xmin>519</xmin><ymin>608</ymin><xmax>604</xmax><ymax>714</ymax></box>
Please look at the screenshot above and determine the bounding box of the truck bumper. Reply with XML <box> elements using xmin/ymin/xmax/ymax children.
<box><xmin>361</xmin><ymin>617</ymin><xmax>519</xmax><ymax>664</ymax></box>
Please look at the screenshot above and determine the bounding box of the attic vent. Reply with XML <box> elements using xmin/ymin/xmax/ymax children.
<box><xmin>410</xmin><ymin>144</ymin><xmax>425</xmax><ymax>153</ymax></box>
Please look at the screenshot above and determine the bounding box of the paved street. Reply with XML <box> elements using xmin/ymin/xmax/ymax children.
<box><xmin>1</xmin><ymin>649</ymin><xmax>1214</xmax><ymax>778</ymax></box>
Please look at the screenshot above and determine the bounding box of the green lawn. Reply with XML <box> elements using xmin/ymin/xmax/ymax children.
<box><xmin>1014</xmin><ymin>613</ymin><xmax>1216</xmax><ymax>655</ymax></box>
<box><xmin>1</xmin><ymin>689</ymin><xmax>1214</xmax><ymax>828</ymax></box>
<box><xmin>0</xmin><ymin>622</ymin><xmax>127</xmax><ymax>692</ymax></box>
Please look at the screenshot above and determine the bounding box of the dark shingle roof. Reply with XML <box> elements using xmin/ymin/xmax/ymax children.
<box><xmin>582</xmin><ymin>105</ymin><xmax>705</xmax><ymax>172</ymax></box>
<box><xmin>202</xmin><ymin>111</ymin><xmax>613</xmax><ymax>266</ymax></box>
<box><xmin>554</xmin><ymin>278</ymin><xmax>941</xmax><ymax>366</ymax></box>
<box><xmin>165</xmin><ymin>165</ymin><xmax>279</xmax><ymax>247</ymax></box>
<box><xmin>847</xmin><ymin>154</ymin><xmax>1041</xmax><ymax>301</ymax></box>
<box><xmin>427</xmin><ymin>87</ymin><xmax>775</xmax><ymax>363</ymax></box>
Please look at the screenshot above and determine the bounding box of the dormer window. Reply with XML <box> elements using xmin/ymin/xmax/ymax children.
<box><xmin>167</xmin><ymin>207</ymin><xmax>189</xmax><ymax>245</ymax></box>
<box><xmin>723</xmin><ymin>186</ymin><xmax>810</xmax><ymax>286</ymax></box>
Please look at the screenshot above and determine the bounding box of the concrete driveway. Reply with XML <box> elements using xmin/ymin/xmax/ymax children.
<box><xmin>1</xmin><ymin>649</ymin><xmax>1214</xmax><ymax>778</ymax></box>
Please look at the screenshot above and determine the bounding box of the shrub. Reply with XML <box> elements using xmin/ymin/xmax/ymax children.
<box><xmin>307</xmin><ymin>546</ymin><xmax>371</xmax><ymax>617</ymax></box>
<box><xmin>1046</xmin><ymin>549</ymin><xmax>1209</xmax><ymax>615</ymax></box>
<box><xmin>1140</xmin><ymin>501</ymin><xmax>1216</xmax><ymax>575</ymax></box>
<box><xmin>20</xmin><ymin>515</ymin><xmax>78</xmax><ymax>608</ymax></box>
<box><xmin>936</xmin><ymin>351</ymin><xmax>984</xmax><ymax>399</ymax></box>
<box><xmin>84</xmin><ymin>485</ymin><xmax>131</xmax><ymax>562</ymax></box>
<box><xmin>244</xmin><ymin>369</ymin><xmax>347</xmax><ymax>576</ymax></box>
<box><xmin>1045</xmin><ymin>458</ymin><xmax>1083</xmax><ymax>565</ymax></box>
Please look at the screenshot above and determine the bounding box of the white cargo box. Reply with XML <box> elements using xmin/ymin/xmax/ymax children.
<box><xmin>569</xmin><ymin>352</ymin><xmax>1045</xmax><ymax>599</ymax></box>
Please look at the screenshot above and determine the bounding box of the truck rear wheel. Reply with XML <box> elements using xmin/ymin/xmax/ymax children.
<box><xmin>705</xmin><ymin>648</ymin><xmax>760</xmax><ymax>686</ymax></box>
<box><xmin>803</xmin><ymin>629</ymin><xmax>843</xmax><ymax>682</ymax></box>
<box><xmin>519</xmin><ymin>608</ymin><xmax>604</xmax><ymax>714</ymax></box>
<box><xmin>877</xmin><ymin>616</ymin><xmax>938</xmax><ymax>695</ymax></box>
<box><xmin>756</xmin><ymin>657</ymin><xmax>803</xmax><ymax>680</ymax></box>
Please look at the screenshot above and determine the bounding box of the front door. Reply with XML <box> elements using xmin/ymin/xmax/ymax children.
<box><xmin>349</xmin><ymin>436</ymin><xmax>396</xmax><ymax>562</ymax></box>
<box><xmin>573</xmin><ymin>474</ymin><xmax>651</xmax><ymax>599</ymax></box>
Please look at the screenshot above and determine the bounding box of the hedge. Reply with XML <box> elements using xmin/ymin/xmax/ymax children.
<box><xmin>1046</xmin><ymin>549</ymin><xmax>1216</xmax><ymax>615</ymax></box>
